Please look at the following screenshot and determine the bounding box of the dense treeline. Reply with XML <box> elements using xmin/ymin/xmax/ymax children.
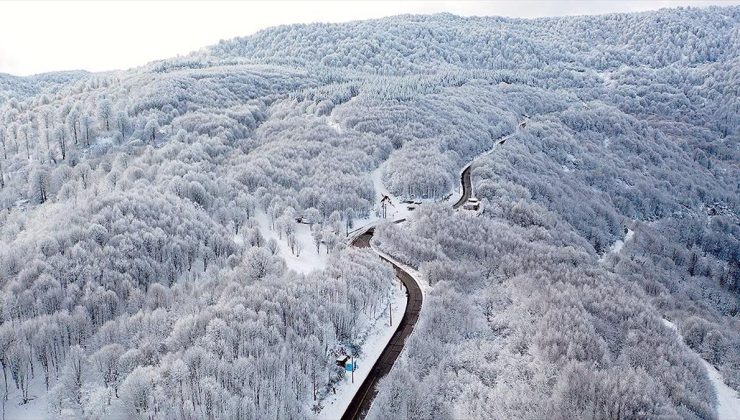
<box><xmin>370</xmin><ymin>203</ymin><xmax>718</xmax><ymax>419</ymax></box>
<box><xmin>205</xmin><ymin>8</ymin><xmax>738</xmax><ymax>74</ymax></box>
<box><xmin>368</xmin><ymin>48</ymin><xmax>738</xmax><ymax>418</ymax></box>
<box><xmin>0</xmin><ymin>5</ymin><xmax>737</xmax><ymax>418</ymax></box>
<box><xmin>0</xmin><ymin>63</ymin><xmax>402</xmax><ymax>417</ymax></box>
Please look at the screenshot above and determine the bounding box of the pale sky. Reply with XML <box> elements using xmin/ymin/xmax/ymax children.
<box><xmin>1</xmin><ymin>0</ymin><xmax>737</xmax><ymax>76</ymax></box>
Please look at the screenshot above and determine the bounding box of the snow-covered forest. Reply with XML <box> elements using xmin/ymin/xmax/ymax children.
<box><xmin>0</xmin><ymin>5</ymin><xmax>738</xmax><ymax>419</ymax></box>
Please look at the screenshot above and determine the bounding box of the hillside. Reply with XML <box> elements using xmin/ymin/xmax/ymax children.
<box><xmin>0</xmin><ymin>6</ymin><xmax>738</xmax><ymax>419</ymax></box>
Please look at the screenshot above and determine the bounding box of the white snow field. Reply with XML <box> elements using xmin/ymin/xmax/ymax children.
<box><xmin>599</xmin><ymin>228</ymin><xmax>635</xmax><ymax>262</ymax></box>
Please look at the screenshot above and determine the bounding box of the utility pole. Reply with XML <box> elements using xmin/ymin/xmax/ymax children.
<box><xmin>389</xmin><ymin>302</ymin><xmax>392</xmax><ymax>326</ymax></box>
<box><xmin>381</xmin><ymin>195</ymin><xmax>392</xmax><ymax>219</ymax></box>
<box><xmin>351</xmin><ymin>354</ymin><xmax>354</xmax><ymax>384</ymax></box>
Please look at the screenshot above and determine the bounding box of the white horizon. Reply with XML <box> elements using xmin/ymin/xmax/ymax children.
<box><xmin>1</xmin><ymin>0</ymin><xmax>738</xmax><ymax>76</ymax></box>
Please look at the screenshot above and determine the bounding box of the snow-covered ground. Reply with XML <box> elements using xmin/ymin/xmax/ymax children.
<box><xmin>0</xmin><ymin>367</ymin><xmax>115</xmax><ymax>420</ymax></box>
<box><xmin>702</xmin><ymin>360</ymin><xmax>740</xmax><ymax>420</ymax></box>
<box><xmin>316</xmin><ymin>284</ymin><xmax>407</xmax><ymax>419</ymax></box>
<box><xmin>346</xmin><ymin>165</ymin><xmax>423</xmax><ymax>241</ymax></box>
<box><xmin>351</xmin><ymin>148</ymin><xmax>481</xmax><ymax>237</ymax></box>
<box><xmin>3</xmin><ymin>371</ymin><xmax>49</xmax><ymax>420</ymax></box>
<box><xmin>327</xmin><ymin>117</ymin><xmax>343</xmax><ymax>134</ymax></box>
<box><xmin>246</xmin><ymin>210</ymin><xmax>330</xmax><ymax>274</ymax></box>
<box><xmin>368</xmin><ymin>167</ymin><xmax>417</xmax><ymax>221</ymax></box>
<box><xmin>371</xmin><ymin>241</ymin><xmax>428</xmax><ymax>296</ymax></box>
<box><xmin>662</xmin><ymin>318</ymin><xmax>740</xmax><ymax>419</ymax></box>
<box><xmin>600</xmin><ymin>228</ymin><xmax>634</xmax><ymax>262</ymax></box>
<box><xmin>610</xmin><ymin>228</ymin><xmax>634</xmax><ymax>254</ymax></box>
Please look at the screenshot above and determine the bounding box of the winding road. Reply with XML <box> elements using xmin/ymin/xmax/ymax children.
<box><xmin>341</xmin><ymin>120</ymin><xmax>523</xmax><ymax>419</ymax></box>
<box><xmin>453</xmin><ymin>165</ymin><xmax>473</xmax><ymax>210</ymax></box>
<box><xmin>341</xmin><ymin>165</ymin><xmax>474</xmax><ymax>420</ymax></box>
<box><xmin>342</xmin><ymin>228</ymin><xmax>422</xmax><ymax>420</ymax></box>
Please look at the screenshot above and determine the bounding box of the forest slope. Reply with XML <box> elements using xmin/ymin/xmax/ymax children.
<box><xmin>0</xmin><ymin>6</ymin><xmax>737</xmax><ymax>419</ymax></box>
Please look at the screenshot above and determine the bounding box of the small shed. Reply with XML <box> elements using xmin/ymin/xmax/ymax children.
<box><xmin>463</xmin><ymin>198</ymin><xmax>480</xmax><ymax>211</ymax></box>
<box><xmin>335</xmin><ymin>355</ymin><xmax>350</xmax><ymax>367</ymax></box>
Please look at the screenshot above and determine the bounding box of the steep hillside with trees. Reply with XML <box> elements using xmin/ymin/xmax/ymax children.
<box><xmin>0</xmin><ymin>6</ymin><xmax>737</xmax><ymax>419</ymax></box>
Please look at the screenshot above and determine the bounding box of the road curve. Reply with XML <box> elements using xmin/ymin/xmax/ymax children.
<box><xmin>342</xmin><ymin>120</ymin><xmax>522</xmax><ymax>418</ymax></box>
<box><xmin>452</xmin><ymin>118</ymin><xmax>528</xmax><ymax>210</ymax></box>
<box><xmin>452</xmin><ymin>165</ymin><xmax>473</xmax><ymax>210</ymax></box>
<box><xmin>342</xmin><ymin>228</ymin><xmax>423</xmax><ymax>420</ymax></box>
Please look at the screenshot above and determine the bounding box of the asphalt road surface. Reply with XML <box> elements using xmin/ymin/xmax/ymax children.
<box><xmin>343</xmin><ymin>157</ymin><xmax>475</xmax><ymax>420</ymax></box>
<box><xmin>342</xmin><ymin>121</ymin><xmax>519</xmax><ymax>418</ymax></box>
<box><xmin>453</xmin><ymin>165</ymin><xmax>473</xmax><ymax>210</ymax></box>
<box><xmin>342</xmin><ymin>228</ymin><xmax>423</xmax><ymax>420</ymax></box>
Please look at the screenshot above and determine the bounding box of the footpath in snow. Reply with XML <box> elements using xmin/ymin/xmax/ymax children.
<box><xmin>599</xmin><ymin>228</ymin><xmax>634</xmax><ymax>262</ymax></box>
<box><xmin>662</xmin><ymin>319</ymin><xmax>740</xmax><ymax>419</ymax></box>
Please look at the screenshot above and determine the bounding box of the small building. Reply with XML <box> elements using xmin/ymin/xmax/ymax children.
<box><xmin>463</xmin><ymin>198</ymin><xmax>480</xmax><ymax>211</ymax></box>
<box><xmin>335</xmin><ymin>355</ymin><xmax>349</xmax><ymax>367</ymax></box>
<box><xmin>405</xmin><ymin>200</ymin><xmax>422</xmax><ymax>211</ymax></box>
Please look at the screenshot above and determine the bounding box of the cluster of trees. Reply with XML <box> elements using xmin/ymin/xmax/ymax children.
<box><xmin>0</xmin><ymin>58</ymin><xmax>402</xmax><ymax>417</ymax></box>
<box><xmin>609</xmin><ymin>216</ymin><xmax>740</xmax><ymax>389</ymax></box>
<box><xmin>364</xmin><ymin>28</ymin><xmax>737</xmax><ymax>415</ymax></box>
<box><xmin>0</xmin><ymin>131</ymin><xmax>398</xmax><ymax>417</ymax></box>
<box><xmin>232</xmin><ymin>104</ymin><xmax>382</xmax><ymax>218</ymax></box>
<box><xmin>0</xmin><ymin>71</ymin><xmax>89</xmax><ymax>106</ymax></box>
<box><xmin>206</xmin><ymin>7</ymin><xmax>737</xmax><ymax>74</ymax></box>
<box><xmin>1</xmin><ymin>227</ymin><xmax>396</xmax><ymax>418</ymax></box>
<box><xmin>333</xmin><ymin>82</ymin><xmax>518</xmax><ymax>200</ymax></box>
<box><xmin>371</xmin><ymin>205</ymin><xmax>717</xmax><ymax>419</ymax></box>
<box><xmin>0</xmin><ymin>4</ymin><xmax>736</xmax><ymax>418</ymax></box>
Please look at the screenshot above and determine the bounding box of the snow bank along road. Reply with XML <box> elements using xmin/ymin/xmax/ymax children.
<box><xmin>343</xmin><ymin>227</ymin><xmax>423</xmax><ymax>420</ymax></box>
<box><xmin>342</xmin><ymin>121</ymin><xmax>525</xmax><ymax>419</ymax></box>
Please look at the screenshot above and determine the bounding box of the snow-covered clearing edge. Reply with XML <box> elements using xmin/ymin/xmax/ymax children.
<box><xmin>315</xmin><ymin>266</ymin><xmax>407</xmax><ymax>418</ymax></box>
<box><xmin>599</xmin><ymin>228</ymin><xmax>634</xmax><ymax>262</ymax></box>
<box><xmin>370</xmin><ymin>242</ymin><xmax>428</xmax><ymax>297</ymax></box>
<box><xmin>249</xmin><ymin>210</ymin><xmax>330</xmax><ymax>274</ymax></box>
<box><xmin>662</xmin><ymin>318</ymin><xmax>740</xmax><ymax>419</ymax></box>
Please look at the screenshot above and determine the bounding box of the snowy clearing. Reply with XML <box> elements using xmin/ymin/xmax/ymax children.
<box><xmin>600</xmin><ymin>228</ymin><xmax>634</xmax><ymax>262</ymax></box>
<box><xmin>702</xmin><ymin>360</ymin><xmax>740</xmax><ymax>420</ymax></box>
<box><xmin>327</xmin><ymin>117</ymin><xmax>343</xmax><ymax>134</ymax></box>
<box><xmin>251</xmin><ymin>210</ymin><xmax>330</xmax><ymax>274</ymax></box>
<box><xmin>3</xmin><ymin>372</ymin><xmax>49</xmax><ymax>420</ymax></box>
<box><xmin>347</xmin><ymin>164</ymin><xmax>424</xmax><ymax>240</ymax></box>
